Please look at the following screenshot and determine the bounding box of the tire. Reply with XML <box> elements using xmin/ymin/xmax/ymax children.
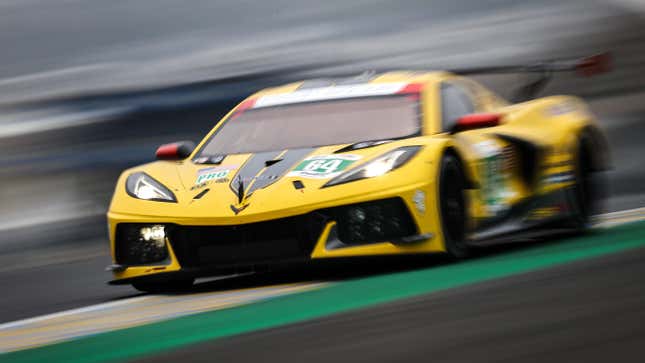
<box><xmin>570</xmin><ymin>135</ymin><xmax>602</xmax><ymax>230</ymax></box>
<box><xmin>132</xmin><ymin>278</ymin><xmax>194</xmax><ymax>293</ymax></box>
<box><xmin>438</xmin><ymin>153</ymin><xmax>470</xmax><ymax>259</ymax></box>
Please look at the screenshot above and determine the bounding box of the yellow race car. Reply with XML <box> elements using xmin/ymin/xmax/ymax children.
<box><xmin>107</xmin><ymin>55</ymin><xmax>610</xmax><ymax>292</ymax></box>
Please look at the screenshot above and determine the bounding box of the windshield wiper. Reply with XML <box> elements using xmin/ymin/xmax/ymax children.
<box><xmin>334</xmin><ymin>139</ymin><xmax>393</xmax><ymax>153</ymax></box>
<box><xmin>194</xmin><ymin>155</ymin><xmax>226</xmax><ymax>165</ymax></box>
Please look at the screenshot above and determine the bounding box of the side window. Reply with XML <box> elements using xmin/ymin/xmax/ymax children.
<box><xmin>441</xmin><ymin>83</ymin><xmax>475</xmax><ymax>132</ymax></box>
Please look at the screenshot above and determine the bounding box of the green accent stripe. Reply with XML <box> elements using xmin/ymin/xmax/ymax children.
<box><xmin>5</xmin><ymin>222</ymin><xmax>645</xmax><ymax>363</ymax></box>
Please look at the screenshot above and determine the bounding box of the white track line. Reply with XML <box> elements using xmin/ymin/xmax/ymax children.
<box><xmin>0</xmin><ymin>283</ymin><xmax>325</xmax><ymax>353</ymax></box>
<box><xmin>0</xmin><ymin>296</ymin><xmax>151</xmax><ymax>331</ymax></box>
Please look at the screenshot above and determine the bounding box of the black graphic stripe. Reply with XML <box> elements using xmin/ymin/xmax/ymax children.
<box><xmin>246</xmin><ymin>148</ymin><xmax>315</xmax><ymax>195</ymax></box>
<box><xmin>228</xmin><ymin>151</ymin><xmax>283</xmax><ymax>195</ymax></box>
<box><xmin>228</xmin><ymin>148</ymin><xmax>316</xmax><ymax>199</ymax></box>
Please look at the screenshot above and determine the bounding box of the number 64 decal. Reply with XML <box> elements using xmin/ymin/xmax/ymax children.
<box><xmin>288</xmin><ymin>154</ymin><xmax>362</xmax><ymax>179</ymax></box>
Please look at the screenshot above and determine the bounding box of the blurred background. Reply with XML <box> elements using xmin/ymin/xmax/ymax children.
<box><xmin>1</xmin><ymin>0</ymin><xmax>645</xmax><ymax>320</ymax></box>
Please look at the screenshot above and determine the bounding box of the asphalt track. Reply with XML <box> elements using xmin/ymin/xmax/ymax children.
<box><xmin>2</xmin><ymin>215</ymin><xmax>645</xmax><ymax>362</ymax></box>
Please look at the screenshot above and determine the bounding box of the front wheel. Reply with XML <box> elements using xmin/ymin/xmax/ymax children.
<box><xmin>438</xmin><ymin>153</ymin><xmax>470</xmax><ymax>259</ymax></box>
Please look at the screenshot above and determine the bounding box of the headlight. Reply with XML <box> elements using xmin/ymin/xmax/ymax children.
<box><xmin>115</xmin><ymin>224</ymin><xmax>168</xmax><ymax>265</ymax></box>
<box><xmin>126</xmin><ymin>172</ymin><xmax>177</xmax><ymax>202</ymax></box>
<box><xmin>324</xmin><ymin>146</ymin><xmax>421</xmax><ymax>187</ymax></box>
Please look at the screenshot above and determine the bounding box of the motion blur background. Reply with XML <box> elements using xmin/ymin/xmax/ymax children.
<box><xmin>1</xmin><ymin>0</ymin><xmax>645</xmax><ymax>321</ymax></box>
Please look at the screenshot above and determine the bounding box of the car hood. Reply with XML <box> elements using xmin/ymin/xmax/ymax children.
<box><xmin>109</xmin><ymin>139</ymin><xmax>431</xmax><ymax>222</ymax></box>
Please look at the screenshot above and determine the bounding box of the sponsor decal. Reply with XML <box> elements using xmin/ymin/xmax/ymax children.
<box><xmin>254</xmin><ymin>83</ymin><xmax>408</xmax><ymax>108</ymax></box>
<box><xmin>474</xmin><ymin>140</ymin><xmax>511</xmax><ymax>215</ymax></box>
<box><xmin>412</xmin><ymin>190</ymin><xmax>426</xmax><ymax>214</ymax></box>
<box><xmin>472</xmin><ymin>140</ymin><xmax>500</xmax><ymax>158</ymax></box>
<box><xmin>190</xmin><ymin>178</ymin><xmax>229</xmax><ymax>191</ymax></box>
<box><xmin>544</xmin><ymin>172</ymin><xmax>574</xmax><ymax>184</ymax></box>
<box><xmin>287</xmin><ymin>154</ymin><xmax>362</xmax><ymax>179</ymax></box>
<box><xmin>195</xmin><ymin>165</ymin><xmax>237</xmax><ymax>185</ymax></box>
<box><xmin>234</xmin><ymin>175</ymin><xmax>280</xmax><ymax>183</ymax></box>
<box><xmin>527</xmin><ymin>206</ymin><xmax>562</xmax><ymax>221</ymax></box>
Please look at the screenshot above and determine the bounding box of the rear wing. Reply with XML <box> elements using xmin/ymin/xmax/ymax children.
<box><xmin>451</xmin><ymin>53</ymin><xmax>611</xmax><ymax>76</ymax></box>
<box><xmin>450</xmin><ymin>53</ymin><xmax>612</xmax><ymax>101</ymax></box>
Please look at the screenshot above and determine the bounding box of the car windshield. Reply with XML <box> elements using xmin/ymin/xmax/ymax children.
<box><xmin>196</xmin><ymin>95</ymin><xmax>421</xmax><ymax>155</ymax></box>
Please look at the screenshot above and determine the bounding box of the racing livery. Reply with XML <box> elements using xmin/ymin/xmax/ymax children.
<box><xmin>107</xmin><ymin>60</ymin><xmax>609</xmax><ymax>292</ymax></box>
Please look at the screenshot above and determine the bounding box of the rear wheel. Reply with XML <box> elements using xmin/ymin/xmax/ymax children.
<box><xmin>570</xmin><ymin>135</ymin><xmax>602</xmax><ymax>230</ymax></box>
<box><xmin>132</xmin><ymin>278</ymin><xmax>194</xmax><ymax>293</ymax></box>
<box><xmin>438</xmin><ymin>153</ymin><xmax>470</xmax><ymax>259</ymax></box>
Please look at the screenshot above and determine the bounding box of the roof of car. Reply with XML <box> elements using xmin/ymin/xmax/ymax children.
<box><xmin>248</xmin><ymin>71</ymin><xmax>451</xmax><ymax>99</ymax></box>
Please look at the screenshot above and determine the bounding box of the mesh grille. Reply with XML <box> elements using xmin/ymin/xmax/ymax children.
<box><xmin>169</xmin><ymin>214</ymin><xmax>326</xmax><ymax>268</ymax></box>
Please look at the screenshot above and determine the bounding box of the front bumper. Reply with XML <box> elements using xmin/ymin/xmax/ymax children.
<box><xmin>107</xmin><ymin>186</ymin><xmax>444</xmax><ymax>283</ymax></box>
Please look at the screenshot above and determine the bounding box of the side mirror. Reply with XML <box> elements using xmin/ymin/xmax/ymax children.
<box><xmin>451</xmin><ymin>113</ymin><xmax>502</xmax><ymax>134</ymax></box>
<box><xmin>155</xmin><ymin>141</ymin><xmax>196</xmax><ymax>160</ymax></box>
